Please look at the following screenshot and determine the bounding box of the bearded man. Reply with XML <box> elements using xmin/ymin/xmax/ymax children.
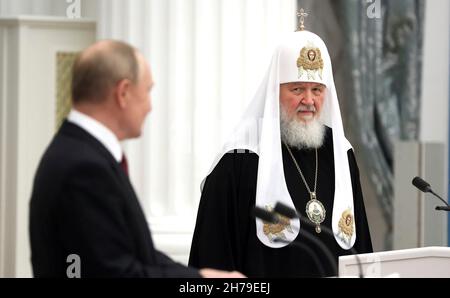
<box><xmin>188</xmin><ymin>28</ymin><xmax>373</xmax><ymax>277</ymax></box>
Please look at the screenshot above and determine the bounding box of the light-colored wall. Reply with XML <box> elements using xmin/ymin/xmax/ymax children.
<box><xmin>0</xmin><ymin>16</ymin><xmax>95</xmax><ymax>277</ymax></box>
<box><xmin>419</xmin><ymin>0</ymin><xmax>449</xmax><ymax>241</ymax></box>
<box><xmin>391</xmin><ymin>0</ymin><xmax>450</xmax><ymax>250</ymax></box>
<box><xmin>420</xmin><ymin>0</ymin><xmax>449</xmax><ymax>173</ymax></box>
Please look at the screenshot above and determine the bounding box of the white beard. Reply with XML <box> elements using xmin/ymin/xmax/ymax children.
<box><xmin>280</xmin><ymin>105</ymin><xmax>326</xmax><ymax>150</ymax></box>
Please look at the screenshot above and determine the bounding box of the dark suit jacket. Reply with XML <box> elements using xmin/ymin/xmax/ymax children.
<box><xmin>30</xmin><ymin>120</ymin><xmax>200</xmax><ymax>278</ymax></box>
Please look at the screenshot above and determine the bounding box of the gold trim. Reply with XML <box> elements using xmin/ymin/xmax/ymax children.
<box><xmin>262</xmin><ymin>205</ymin><xmax>293</xmax><ymax>242</ymax></box>
<box><xmin>338</xmin><ymin>209</ymin><xmax>354</xmax><ymax>238</ymax></box>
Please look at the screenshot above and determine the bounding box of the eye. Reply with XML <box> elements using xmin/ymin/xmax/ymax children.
<box><xmin>291</xmin><ymin>87</ymin><xmax>304</xmax><ymax>94</ymax></box>
<box><xmin>312</xmin><ymin>87</ymin><xmax>323</xmax><ymax>95</ymax></box>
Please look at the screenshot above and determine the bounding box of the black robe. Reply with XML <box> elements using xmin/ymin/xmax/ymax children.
<box><xmin>189</xmin><ymin>127</ymin><xmax>373</xmax><ymax>277</ymax></box>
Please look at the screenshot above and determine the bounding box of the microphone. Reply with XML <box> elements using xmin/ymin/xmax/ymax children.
<box><xmin>252</xmin><ymin>206</ymin><xmax>336</xmax><ymax>277</ymax></box>
<box><xmin>273</xmin><ymin>202</ymin><xmax>364</xmax><ymax>278</ymax></box>
<box><xmin>252</xmin><ymin>206</ymin><xmax>279</xmax><ymax>224</ymax></box>
<box><xmin>412</xmin><ymin>176</ymin><xmax>450</xmax><ymax>211</ymax></box>
<box><xmin>412</xmin><ymin>176</ymin><xmax>431</xmax><ymax>192</ymax></box>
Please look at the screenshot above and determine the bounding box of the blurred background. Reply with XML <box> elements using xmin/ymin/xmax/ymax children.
<box><xmin>0</xmin><ymin>0</ymin><xmax>448</xmax><ymax>277</ymax></box>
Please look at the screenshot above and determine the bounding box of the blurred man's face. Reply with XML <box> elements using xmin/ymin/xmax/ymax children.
<box><xmin>279</xmin><ymin>82</ymin><xmax>325</xmax><ymax>124</ymax></box>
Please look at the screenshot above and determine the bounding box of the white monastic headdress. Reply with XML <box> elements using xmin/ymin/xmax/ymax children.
<box><xmin>203</xmin><ymin>30</ymin><xmax>356</xmax><ymax>250</ymax></box>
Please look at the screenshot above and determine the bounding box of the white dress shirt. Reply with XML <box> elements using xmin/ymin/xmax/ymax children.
<box><xmin>67</xmin><ymin>109</ymin><xmax>123</xmax><ymax>162</ymax></box>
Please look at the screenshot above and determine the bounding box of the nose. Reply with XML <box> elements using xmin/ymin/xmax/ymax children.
<box><xmin>301</xmin><ymin>89</ymin><xmax>315</xmax><ymax>106</ymax></box>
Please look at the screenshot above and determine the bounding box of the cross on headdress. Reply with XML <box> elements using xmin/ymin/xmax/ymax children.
<box><xmin>297</xmin><ymin>8</ymin><xmax>308</xmax><ymax>31</ymax></box>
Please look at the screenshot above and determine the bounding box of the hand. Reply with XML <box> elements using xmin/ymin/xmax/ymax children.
<box><xmin>199</xmin><ymin>268</ymin><xmax>246</xmax><ymax>278</ymax></box>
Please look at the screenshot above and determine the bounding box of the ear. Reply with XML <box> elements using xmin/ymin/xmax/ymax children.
<box><xmin>114</xmin><ymin>79</ymin><xmax>132</xmax><ymax>109</ymax></box>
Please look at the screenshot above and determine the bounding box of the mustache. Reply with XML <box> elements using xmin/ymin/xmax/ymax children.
<box><xmin>296</xmin><ymin>105</ymin><xmax>316</xmax><ymax>113</ymax></box>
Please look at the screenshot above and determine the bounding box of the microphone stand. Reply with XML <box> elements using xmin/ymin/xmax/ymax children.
<box><xmin>253</xmin><ymin>206</ymin><xmax>337</xmax><ymax>277</ymax></box>
<box><xmin>278</xmin><ymin>238</ymin><xmax>326</xmax><ymax>277</ymax></box>
<box><xmin>274</xmin><ymin>202</ymin><xmax>364</xmax><ymax>278</ymax></box>
<box><xmin>429</xmin><ymin>190</ymin><xmax>450</xmax><ymax>211</ymax></box>
<box><xmin>273</xmin><ymin>230</ymin><xmax>337</xmax><ymax>277</ymax></box>
<box><xmin>412</xmin><ymin>177</ymin><xmax>450</xmax><ymax>212</ymax></box>
<box><xmin>435</xmin><ymin>206</ymin><xmax>450</xmax><ymax>211</ymax></box>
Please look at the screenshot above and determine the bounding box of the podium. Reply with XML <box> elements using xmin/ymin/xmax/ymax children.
<box><xmin>339</xmin><ymin>247</ymin><xmax>450</xmax><ymax>277</ymax></box>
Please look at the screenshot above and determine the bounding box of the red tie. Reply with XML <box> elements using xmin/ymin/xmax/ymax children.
<box><xmin>120</xmin><ymin>154</ymin><xmax>129</xmax><ymax>176</ymax></box>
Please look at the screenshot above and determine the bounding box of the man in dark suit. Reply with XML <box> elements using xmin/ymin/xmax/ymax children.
<box><xmin>29</xmin><ymin>40</ymin><xmax>244</xmax><ymax>278</ymax></box>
